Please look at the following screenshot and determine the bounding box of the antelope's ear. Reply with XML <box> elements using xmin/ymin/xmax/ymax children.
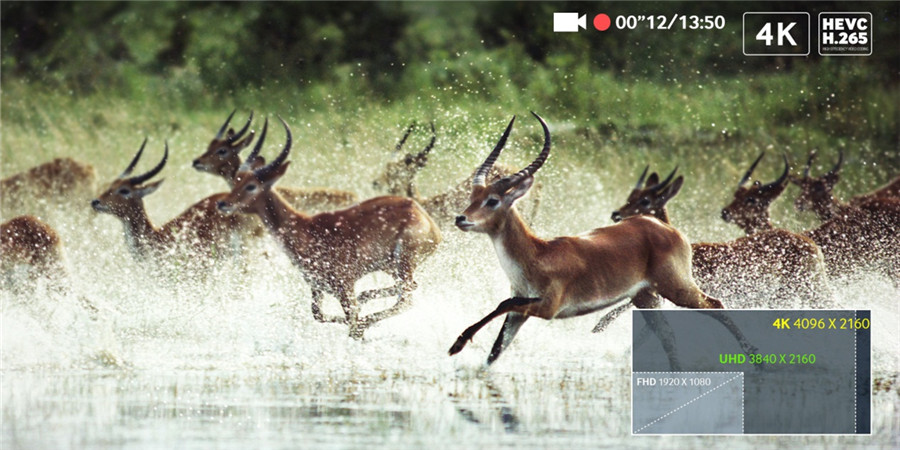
<box><xmin>262</xmin><ymin>162</ymin><xmax>290</xmax><ymax>188</ymax></box>
<box><xmin>136</xmin><ymin>179</ymin><xmax>164</xmax><ymax>198</ymax></box>
<box><xmin>662</xmin><ymin>176</ymin><xmax>684</xmax><ymax>201</ymax></box>
<box><xmin>502</xmin><ymin>176</ymin><xmax>534</xmax><ymax>205</ymax></box>
<box><xmin>249</xmin><ymin>156</ymin><xmax>266</xmax><ymax>170</ymax></box>
<box><xmin>646</xmin><ymin>172</ymin><xmax>660</xmax><ymax>187</ymax></box>
<box><xmin>235</xmin><ymin>132</ymin><xmax>255</xmax><ymax>150</ymax></box>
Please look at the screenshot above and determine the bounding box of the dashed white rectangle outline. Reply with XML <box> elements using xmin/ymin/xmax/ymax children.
<box><xmin>629</xmin><ymin>309</ymin><xmax>873</xmax><ymax>436</ymax></box>
<box><xmin>818</xmin><ymin>12</ymin><xmax>873</xmax><ymax>56</ymax></box>
<box><xmin>632</xmin><ymin>371</ymin><xmax>744</xmax><ymax>435</ymax></box>
<box><xmin>742</xmin><ymin>12</ymin><xmax>811</xmax><ymax>56</ymax></box>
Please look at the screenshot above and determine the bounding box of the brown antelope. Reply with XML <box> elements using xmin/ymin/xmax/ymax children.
<box><xmin>792</xmin><ymin>151</ymin><xmax>900</xmax><ymax>222</ymax></box>
<box><xmin>719</xmin><ymin>152</ymin><xmax>794</xmax><ymax>235</ymax></box>
<box><xmin>216</xmin><ymin>117</ymin><xmax>442</xmax><ymax>338</ymax></box>
<box><xmin>723</xmin><ymin>153</ymin><xmax>900</xmax><ymax>280</ymax></box>
<box><xmin>606</xmin><ymin>165</ymin><xmax>830</xmax><ymax>313</ymax></box>
<box><xmin>448</xmin><ymin>113</ymin><xmax>757</xmax><ymax>365</ymax></box>
<box><xmin>193</xmin><ymin>110</ymin><xmax>357</xmax><ymax>213</ymax></box>
<box><xmin>372</xmin><ymin>121</ymin><xmax>541</xmax><ymax>226</ymax></box>
<box><xmin>1</xmin><ymin>215</ymin><xmax>65</xmax><ymax>293</ymax></box>
<box><xmin>91</xmin><ymin>139</ymin><xmax>242</xmax><ymax>265</ymax></box>
<box><xmin>371</xmin><ymin>121</ymin><xmax>437</xmax><ymax>199</ymax></box>
<box><xmin>1</xmin><ymin>157</ymin><xmax>96</xmax><ymax>216</ymax></box>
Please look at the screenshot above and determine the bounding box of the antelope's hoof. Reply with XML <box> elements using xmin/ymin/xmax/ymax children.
<box><xmin>348</xmin><ymin>323</ymin><xmax>366</xmax><ymax>340</ymax></box>
<box><xmin>448</xmin><ymin>337</ymin><xmax>467</xmax><ymax>356</ymax></box>
<box><xmin>707</xmin><ymin>299</ymin><xmax>725</xmax><ymax>309</ymax></box>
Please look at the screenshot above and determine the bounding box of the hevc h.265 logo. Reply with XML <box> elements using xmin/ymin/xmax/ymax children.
<box><xmin>819</xmin><ymin>12</ymin><xmax>872</xmax><ymax>56</ymax></box>
<box><xmin>743</xmin><ymin>12</ymin><xmax>810</xmax><ymax>56</ymax></box>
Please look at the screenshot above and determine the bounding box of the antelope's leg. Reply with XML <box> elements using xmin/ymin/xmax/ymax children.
<box><xmin>340</xmin><ymin>289</ymin><xmax>363</xmax><ymax>339</ymax></box>
<box><xmin>357</xmin><ymin>284</ymin><xmax>407</xmax><ymax>305</ymax></box>
<box><xmin>310</xmin><ymin>289</ymin><xmax>347</xmax><ymax>324</ymax></box>
<box><xmin>657</xmin><ymin>279</ymin><xmax>754</xmax><ymax>356</ymax></box>
<box><xmin>358</xmin><ymin>288</ymin><xmax>415</xmax><ymax>329</ymax></box>
<box><xmin>448</xmin><ymin>297</ymin><xmax>541</xmax><ymax>356</ymax></box>
<box><xmin>652</xmin><ymin>255</ymin><xmax>724</xmax><ymax>309</ymax></box>
<box><xmin>592</xmin><ymin>302</ymin><xmax>632</xmax><ymax>333</ymax></box>
<box><xmin>357</xmin><ymin>262</ymin><xmax>420</xmax><ymax>326</ymax></box>
<box><xmin>486</xmin><ymin>312</ymin><xmax>529</xmax><ymax>365</ymax></box>
<box><xmin>591</xmin><ymin>288</ymin><xmax>659</xmax><ymax>333</ymax></box>
<box><xmin>658</xmin><ymin>282</ymin><xmax>724</xmax><ymax>309</ymax></box>
<box><xmin>355</xmin><ymin>247</ymin><xmax>431</xmax><ymax>333</ymax></box>
<box><xmin>704</xmin><ymin>311</ymin><xmax>758</xmax><ymax>357</ymax></box>
<box><xmin>641</xmin><ymin>310</ymin><xmax>682</xmax><ymax>371</ymax></box>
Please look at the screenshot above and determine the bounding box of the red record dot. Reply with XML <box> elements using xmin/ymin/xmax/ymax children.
<box><xmin>594</xmin><ymin>13</ymin><xmax>611</xmax><ymax>31</ymax></box>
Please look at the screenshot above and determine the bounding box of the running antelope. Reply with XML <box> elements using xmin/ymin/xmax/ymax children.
<box><xmin>372</xmin><ymin>121</ymin><xmax>541</xmax><ymax>226</ymax></box>
<box><xmin>792</xmin><ymin>151</ymin><xmax>900</xmax><ymax>221</ymax></box>
<box><xmin>607</xmin><ymin>166</ymin><xmax>829</xmax><ymax>311</ymax></box>
<box><xmin>448</xmin><ymin>113</ymin><xmax>755</xmax><ymax>365</ymax></box>
<box><xmin>193</xmin><ymin>110</ymin><xmax>357</xmax><ymax>213</ymax></box>
<box><xmin>216</xmin><ymin>118</ymin><xmax>442</xmax><ymax>339</ymax></box>
<box><xmin>91</xmin><ymin>139</ymin><xmax>242</xmax><ymax>265</ymax></box>
<box><xmin>1</xmin><ymin>215</ymin><xmax>65</xmax><ymax>294</ymax></box>
<box><xmin>719</xmin><ymin>152</ymin><xmax>795</xmax><ymax>235</ymax></box>
<box><xmin>371</xmin><ymin>122</ymin><xmax>436</xmax><ymax>199</ymax></box>
<box><xmin>723</xmin><ymin>153</ymin><xmax>900</xmax><ymax>281</ymax></box>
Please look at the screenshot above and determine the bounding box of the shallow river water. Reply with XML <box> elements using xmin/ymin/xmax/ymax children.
<box><xmin>3</xmin><ymin>219</ymin><xmax>898</xmax><ymax>448</ymax></box>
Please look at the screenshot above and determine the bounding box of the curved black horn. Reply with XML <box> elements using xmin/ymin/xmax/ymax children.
<box><xmin>508</xmin><ymin>111</ymin><xmax>551</xmax><ymax>181</ymax></box>
<box><xmin>634</xmin><ymin>165</ymin><xmax>649</xmax><ymax>189</ymax></box>
<box><xmin>828</xmin><ymin>151</ymin><xmax>844</xmax><ymax>176</ymax></box>
<box><xmin>129</xmin><ymin>141</ymin><xmax>168</xmax><ymax>185</ymax></box>
<box><xmin>739</xmin><ymin>152</ymin><xmax>765</xmax><ymax>187</ymax></box>
<box><xmin>216</xmin><ymin>109</ymin><xmax>237</xmax><ymax>140</ymax></box>
<box><xmin>119</xmin><ymin>137</ymin><xmax>148</xmax><ymax>179</ymax></box>
<box><xmin>473</xmin><ymin>115</ymin><xmax>515</xmax><ymax>187</ymax></box>
<box><xmin>415</xmin><ymin>122</ymin><xmax>436</xmax><ymax>160</ymax></box>
<box><xmin>239</xmin><ymin>117</ymin><xmax>268</xmax><ymax>173</ymax></box>
<box><xmin>227</xmin><ymin>111</ymin><xmax>254</xmax><ymax>143</ymax></box>
<box><xmin>648</xmin><ymin>166</ymin><xmax>679</xmax><ymax>193</ymax></box>
<box><xmin>761</xmin><ymin>153</ymin><xmax>790</xmax><ymax>191</ymax></box>
<box><xmin>803</xmin><ymin>150</ymin><xmax>817</xmax><ymax>178</ymax></box>
<box><xmin>396</xmin><ymin>122</ymin><xmax>416</xmax><ymax>152</ymax></box>
<box><xmin>254</xmin><ymin>116</ymin><xmax>292</xmax><ymax>180</ymax></box>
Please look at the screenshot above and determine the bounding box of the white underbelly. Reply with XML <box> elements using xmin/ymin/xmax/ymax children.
<box><xmin>554</xmin><ymin>280</ymin><xmax>649</xmax><ymax>319</ymax></box>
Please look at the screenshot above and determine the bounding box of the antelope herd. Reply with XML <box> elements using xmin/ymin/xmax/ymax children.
<box><xmin>372</xmin><ymin>121</ymin><xmax>542</xmax><ymax>225</ymax></box>
<box><xmin>1</xmin><ymin>111</ymin><xmax>897</xmax><ymax>365</ymax></box>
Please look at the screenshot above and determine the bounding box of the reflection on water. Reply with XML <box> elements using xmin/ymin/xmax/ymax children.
<box><xmin>4</xmin><ymin>365</ymin><xmax>898</xmax><ymax>448</ymax></box>
<box><xmin>3</xmin><ymin>367</ymin><xmax>636</xmax><ymax>448</ymax></box>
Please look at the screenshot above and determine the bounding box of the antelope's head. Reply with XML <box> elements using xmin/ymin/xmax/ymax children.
<box><xmin>611</xmin><ymin>166</ymin><xmax>683</xmax><ymax>223</ymax></box>
<box><xmin>720</xmin><ymin>152</ymin><xmax>789</xmax><ymax>234</ymax></box>
<box><xmin>192</xmin><ymin>110</ymin><xmax>256</xmax><ymax>181</ymax></box>
<box><xmin>372</xmin><ymin>122</ymin><xmax>436</xmax><ymax>196</ymax></box>
<box><xmin>455</xmin><ymin>112</ymin><xmax>550</xmax><ymax>233</ymax></box>
<box><xmin>791</xmin><ymin>150</ymin><xmax>843</xmax><ymax>213</ymax></box>
<box><xmin>217</xmin><ymin>117</ymin><xmax>292</xmax><ymax>215</ymax></box>
<box><xmin>91</xmin><ymin>138</ymin><xmax>167</xmax><ymax>217</ymax></box>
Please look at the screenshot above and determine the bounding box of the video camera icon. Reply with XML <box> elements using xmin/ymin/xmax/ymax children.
<box><xmin>554</xmin><ymin>12</ymin><xmax>587</xmax><ymax>32</ymax></box>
